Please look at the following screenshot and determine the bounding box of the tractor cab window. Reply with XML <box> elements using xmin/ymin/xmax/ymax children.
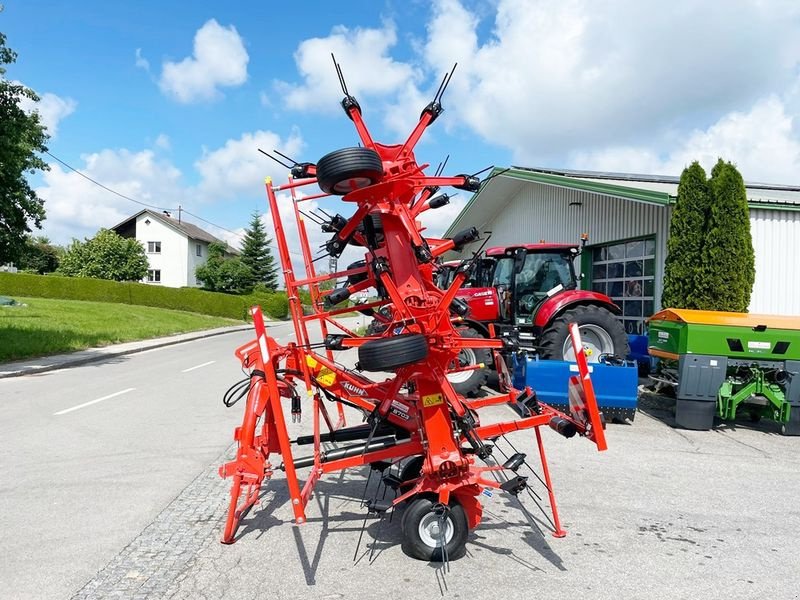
<box><xmin>515</xmin><ymin>253</ymin><xmax>572</xmax><ymax>322</ymax></box>
<box><xmin>492</xmin><ymin>258</ymin><xmax>514</xmax><ymax>288</ymax></box>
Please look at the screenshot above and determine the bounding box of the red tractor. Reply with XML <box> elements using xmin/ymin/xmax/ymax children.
<box><xmin>423</xmin><ymin>240</ymin><xmax>630</xmax><ymax>396</ymax></box>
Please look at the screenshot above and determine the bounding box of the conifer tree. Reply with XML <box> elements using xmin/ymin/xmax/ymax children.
<box><xmin>240</xmin><ymin>211</ymin><xmax>278</xmax><ymax>291</ymax></box>
<box><xmin>661</xmin><ymin>162</ymin><xmax>710</xmax><ymax>309</ymax></box>
<box><xmin>694</xmin><ymin>160</ymin><xmax>755</xmax><ymax>311</ymax></box>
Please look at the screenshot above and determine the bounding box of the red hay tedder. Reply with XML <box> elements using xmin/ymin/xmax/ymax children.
<box><xmin>219</xmin><ymin>59</ymin><xmax>607</xmax><ymax>562</ymax></box>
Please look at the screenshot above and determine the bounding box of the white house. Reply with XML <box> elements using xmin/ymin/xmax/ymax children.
<box><xmin>112</xmin><ymin>209</ymin><xmax>236</xmax><ymax>288</ymax></box>
<box><xmin>446</xmin><ymin>166</ymin><xmax>800</xmax><ymax>335</ymax></box>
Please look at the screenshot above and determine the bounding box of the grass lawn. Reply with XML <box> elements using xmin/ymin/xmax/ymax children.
<box><xmin>0</xmin><ymin>297</ymin><xmax>244</xmax><ymax>362</ymax></box>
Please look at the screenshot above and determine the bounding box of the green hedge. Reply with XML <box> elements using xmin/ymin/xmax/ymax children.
<box><xmin>0</xmin><ymin>272</ymin><xmax>289</xmax><ymax>320</ymax></box>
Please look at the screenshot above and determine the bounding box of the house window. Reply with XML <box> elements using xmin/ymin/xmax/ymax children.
<box><xmin>147</xmin><ymin>269</ymin><xmax>161</xmax><ymax>283</ymax></box>
<box><xmin>196</xmin><ymin>243</ymin><xmax>202</xmax><ymax>257</ymax></box>
<box><xmin>589</xmin><ymin>237</ymin><xmax>656</xmax><ymax>335</ymax></box>
<box><xmin>147</xmin><ymin>241</ymin><xmax>161</xmax><ymax>254</ymax></box>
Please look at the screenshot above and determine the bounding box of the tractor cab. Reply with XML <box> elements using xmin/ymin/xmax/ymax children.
<box><xmin>486</xmin><ymin>244</ymin><xmax>580</xmax><ymax>325</ymax></box>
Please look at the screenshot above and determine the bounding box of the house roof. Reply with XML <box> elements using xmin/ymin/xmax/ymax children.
<box><xmin>112</xmin><ymin>209</ymin><xmax>239</xmax><ymax>253</ymax></box>
<box><xmin>445</xmin><ymin>166</ymin><xmax>800</xmax><ymax>237</ymax></box>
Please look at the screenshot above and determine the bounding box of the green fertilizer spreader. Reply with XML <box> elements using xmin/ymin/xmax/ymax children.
<box><xmin>648</xmin><ymin>309</ymin><xmax>800</xmax><ymax>435</ymax></box>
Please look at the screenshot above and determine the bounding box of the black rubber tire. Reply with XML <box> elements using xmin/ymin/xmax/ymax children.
<box><xmin>447</xmin><ymin>328</ymin><xmax>490</xmax><ymax>398</ymax></box>
<box><xmin>401</xmin><ymin>496</ymin><xmax>468</xmax><ymax>562</ymax></box>
<box><xmin>539</xmin><ymin>304</ymin><xmax>630</xmax><ymax>361</ymax></box>
<box><xmin>398</xmin><ymin>455</ymin><xmax>425</xmax><ymax>494</ymax></box>
<box><xmin>358</xmin><ymin>333</ymin><xmax>428</xmax><ymax>371</ymax></box>
<box><xmin>345</xmin><ymin>260</ymin><xmax>368</xmax><ymax>286</ymax></box>
<box><xmin>350</xmin><ymin>213</ymin><xmax>385</xmax><ymax>248</ymax></box>
<box><xmin>316</xmin><ymin>147</ymin><xmax>384</xmax><ymax>195</ymax></box>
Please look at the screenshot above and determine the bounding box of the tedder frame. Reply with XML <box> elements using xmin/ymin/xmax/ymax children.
<box><xmin>219</xmin><ymin>60</ymin><xmax>608</xmax><ymax>561</ymax></box>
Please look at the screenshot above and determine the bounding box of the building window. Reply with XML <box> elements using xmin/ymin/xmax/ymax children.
<box><xmin>589</xmin><ymin>237</ymin><xmax>656</xmax><ymax>335</ymax></box>
<box><xmin>147</xmin><ymin>269</ymin><xmax>161</xmax><ymax>283</ymax></box>
<box><xmin>147</xmin><ymin>241</ymin><xmax>161</xmax><ymax>254</ymax></box>
<box><xmin>196</xmin><ymin>243</ymin><xmax>202</xmax><ymax>257</ymax></box>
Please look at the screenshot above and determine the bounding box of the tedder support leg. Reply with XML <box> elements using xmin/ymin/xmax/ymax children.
<box><xmin>535</xmin><ymin>426</ymin><xmax>567</xmax><ymax>538</ymax></box>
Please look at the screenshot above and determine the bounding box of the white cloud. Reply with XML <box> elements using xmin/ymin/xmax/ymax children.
<box><xmin>36</xmin><ymin>149</ymin><xmax>187</xmax><ymax>243</ymax></box>
<box><xmin>418</xmin><ymin>0</ymin><xmax>800</xmax><ymax>165</ymax></box>
<box><xmin>159</xmin><ymin>19</ymin><xmax>249</xmax><ymax>103</ymax></box>
<box><xmin>36</xmin><ymin>125</ymin><xmax>307</xmax><ymax>245</ymax></box>
<box><xmin>154</xmin><ymin>133</ymin><xmax>171</xmax><ymax>150</ymax></box>
<box><xmin>134</xmin><ymin>48</ymin><xmax>149</xmax><ymax>71</ymax></box>
<box><xmin>275</xmin><ymin>22</ymin><xmax>417</xmax><ymax>112</ymax></box>
<box><xmin>572</xmin><ymin>96</ymin><xmax>800</xmax><ymax>184</ymax></box>
<box><xmin>16</xmin><ymin>85</ymin><xmax>77</xmax><ymax>138</ymax></box>
<box><xmin>194</xmin><ymin>129</ymin><xmax>305</xmax><ymax>200</ymax></box>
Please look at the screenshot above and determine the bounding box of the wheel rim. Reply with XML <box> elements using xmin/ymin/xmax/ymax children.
<box><xmin>561</xmin><ymin>324</ymin><xmax>615</xmax><ymax>362</ymax></box>
<box><xmin>418</xmin><ymin>512</ymin><xmax>454</xmax><ymax>548</ymax></box>
<box><xmin>446</xmin><ymin>348</ymin><xmax>477</xmax><ymax>384</ymax></box>
<box><xmin>333</xmin><ymin>176</ymin><xmax>373</xmax><ymax>193</ymax></box>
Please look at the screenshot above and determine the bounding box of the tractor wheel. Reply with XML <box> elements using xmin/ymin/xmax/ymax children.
<box><xmin>401</xmin><ymin>496</ymin><xmax>468</xmax><ymax>562</ymax></box>
<box><xmin>316</xmin><ymin>147</ymin><xmax>384</xmax><ymax>195</ymax></box>
<box><xmin>539</xmin><ymin>304</ymin><xmax>629</xmax><ymax>362</ymax></box>
<box><xmin>447</xmin><ymin>328</ymin><xmax>490</xmax><ymax>397</ymax></box>
<box><xmin>358</xmin><ymin>333</ymin><xmax>428</xmax><ymax>371</ymax></box>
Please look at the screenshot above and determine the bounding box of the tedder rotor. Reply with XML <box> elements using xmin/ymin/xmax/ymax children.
<box><xmin>219</xmin><ymin>59</ymin><xmax>608</xmax><ymax>562</ymax></box>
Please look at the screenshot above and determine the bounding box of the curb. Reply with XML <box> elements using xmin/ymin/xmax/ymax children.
<box><xmin>0</xmin><ymin>324</ymin><xmax>254</xmax><ymax>379</ymax></box>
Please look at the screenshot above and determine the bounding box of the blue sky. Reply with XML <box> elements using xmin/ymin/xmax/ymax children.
<box><xmin>4</xmin><ymin>0</ymin><xmax>800</xmax><ymax>251</ymax></box>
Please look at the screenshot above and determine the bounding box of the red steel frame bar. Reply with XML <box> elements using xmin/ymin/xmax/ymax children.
<box><xmin>219</xmin><ymin>86</ymin><xmax>608</xmax><ymax>549</ymax></box>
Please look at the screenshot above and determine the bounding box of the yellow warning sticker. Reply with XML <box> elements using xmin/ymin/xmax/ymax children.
<box><xmin>316</xmin><ymin>366</ymin><xmax>336</xmax><ymax>387</ymax></box>
<box><xmin>422</xmin><ymin>393</ymin><xmax>444</xmax><ymax>407</ymax></box>
<box><xmin>306</xmin><ymin>356</ymin><xmax>318</xmax><ymax>369</ymax></box>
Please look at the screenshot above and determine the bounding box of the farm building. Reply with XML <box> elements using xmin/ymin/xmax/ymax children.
<box><xmin>445</xmin><ymin>167</ymin><xmax>800</xmax><ymax>335</ymax></box>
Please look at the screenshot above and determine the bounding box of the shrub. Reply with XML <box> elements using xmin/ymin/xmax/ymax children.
<box><xmin>0</xmin><ymin>271</ymin><xmax>290</xmax><ymax>320</ymax></box>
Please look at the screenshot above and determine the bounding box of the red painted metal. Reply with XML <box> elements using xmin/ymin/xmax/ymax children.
<box><xmin>533</xmin><ymin>289</ymin><xmax>622</xmax><ymax>327</ymax></box>
<box><xmin>219</xmin><ymin>82</ymin><xmax>609</xmax><ymax>554</ymax></box>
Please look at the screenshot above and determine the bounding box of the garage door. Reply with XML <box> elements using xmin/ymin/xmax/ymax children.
<box><xmin>590</xmin><ymin>238</ymin><xmax>656</xmax><ymax>335</ymax></box>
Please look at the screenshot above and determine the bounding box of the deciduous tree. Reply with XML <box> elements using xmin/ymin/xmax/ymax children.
<box><xmin>0</xmin><ymin>32</ymin><xmax>49</xmax><ymax>264</ymax></box>
<box><xmin>59</xmin><ymin>229</ymin><xmax>149</xmax><ymax>281</ymax></box>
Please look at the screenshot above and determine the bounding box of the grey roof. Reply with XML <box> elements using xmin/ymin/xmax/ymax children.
<box><xmin>514</xmin><ymin>166</ymin><xmax>800</xmax><ymax>206</ymax></box>
<box><xmin>111</xmin><ymin>209</ymin><xmax>239</xmax><ymax>253</ymax></box>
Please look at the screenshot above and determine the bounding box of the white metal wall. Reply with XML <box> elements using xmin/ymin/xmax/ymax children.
<box><xmin>473</xmin><ymin>182</ymin><xmax>672</xmax><ymax>312</ymax></box>
<box><xmin>461</xmin><ymin>184</ymin><xmax>800</xmax><ymax>316</ymax></box>
<box><xmin>748</xmin><ymin>209</ymin><xmax>800</xmax><ymax>315</ymax></box>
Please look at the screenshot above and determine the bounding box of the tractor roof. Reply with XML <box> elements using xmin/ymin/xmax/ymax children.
<box><xmin>485</xmin><ymin>243</ymin><xmax>576</xmax><ymax>256</ymax></box>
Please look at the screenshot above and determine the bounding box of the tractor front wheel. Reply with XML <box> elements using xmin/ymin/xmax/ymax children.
<box><xmin>401</xmin><ymin>496</ymin><xmax>468</xmax><ymax>561</ymax></box>
<box><xmin>446</xmin><ymin>328</ymin><xmax>490</xmax><ymax>397</ymax></box>
<box><xmin>539</xmin><ymin>304</ymin><xmax>629</xmax><ymax>362</ymax></box>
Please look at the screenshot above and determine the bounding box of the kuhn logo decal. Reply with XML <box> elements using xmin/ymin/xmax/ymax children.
<box><xmin>342</xmin><ymin>381</ymin><xmax>366</xmax><ymax>396</ymax></box>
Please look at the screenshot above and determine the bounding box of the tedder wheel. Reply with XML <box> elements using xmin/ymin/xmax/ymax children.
<box><xmin>401</xmin><ymin>496</ymin><xmax>468</xmax><ymax>561</ymax></box>
<box><xmin>316</xmin><ymin>147</ymin><xmax>384</xmax><ymax>195</ymax></box>
<box><xmin>398</xmin><ymin>455</ymin><xmax>425</xmax><ymax>494</ymax></box>
<box><xmin>539</xmin><ymin>304</ymin><xmax>630</xmax><ymax>363</ymax></box>
<box><xmin>358</xmin><ymin>333</ymin><xmax>428</xmax><ymax>371</ymax></box>
<box><xmin>350</xmin><ymin>214</ymin><xmax>385</xmax><ymax>248</ymax></box>
<box><xmin>447</xmin><ymin>328</ymin><xmax>490</xmax><ymax>397</ymax></box>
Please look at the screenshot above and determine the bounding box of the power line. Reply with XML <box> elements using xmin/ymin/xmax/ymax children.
<box><xmin>45</xmin><ymin>150</ymin><xmax>177</xmax><ymax>212</ymax></box>
<box><xmin>44</xmin><ymin>150</ymin><xmax>309</xmax><ymax>259</ymax></box>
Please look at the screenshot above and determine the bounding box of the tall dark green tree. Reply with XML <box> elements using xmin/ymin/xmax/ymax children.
<box><xmin>59</xmin><ymin>229</ymin><xmax>149</xmax><ymax>281</ymax></box>
<box><xmin>0</xmin><ymin>31</ymin><xmax>50</xmax><ymax>264</ymax></box>
<box><xmin>240</xmin><ymin>211</ymin><xmax>278</xmax><ymax>291</ymax></box>
<box><xmin>694</xmin><ymin>160</ymin><xmax>755</xmax><ymax>312</ymax></box>
<box><xmin>661</xmin><ymin>162</ymin><xmax>711</xmax><ymax>309</ymax></box>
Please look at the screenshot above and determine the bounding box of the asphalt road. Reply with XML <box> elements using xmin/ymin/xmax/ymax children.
<box><xmin>2</xmin><ymin>317</ymin><xmax>800</xmax><ymax>600</ymax></box>
<box><xmin>0</xmin><ymin>318</ymin><xmax>311</xmax><ymax>600</ymax></box>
